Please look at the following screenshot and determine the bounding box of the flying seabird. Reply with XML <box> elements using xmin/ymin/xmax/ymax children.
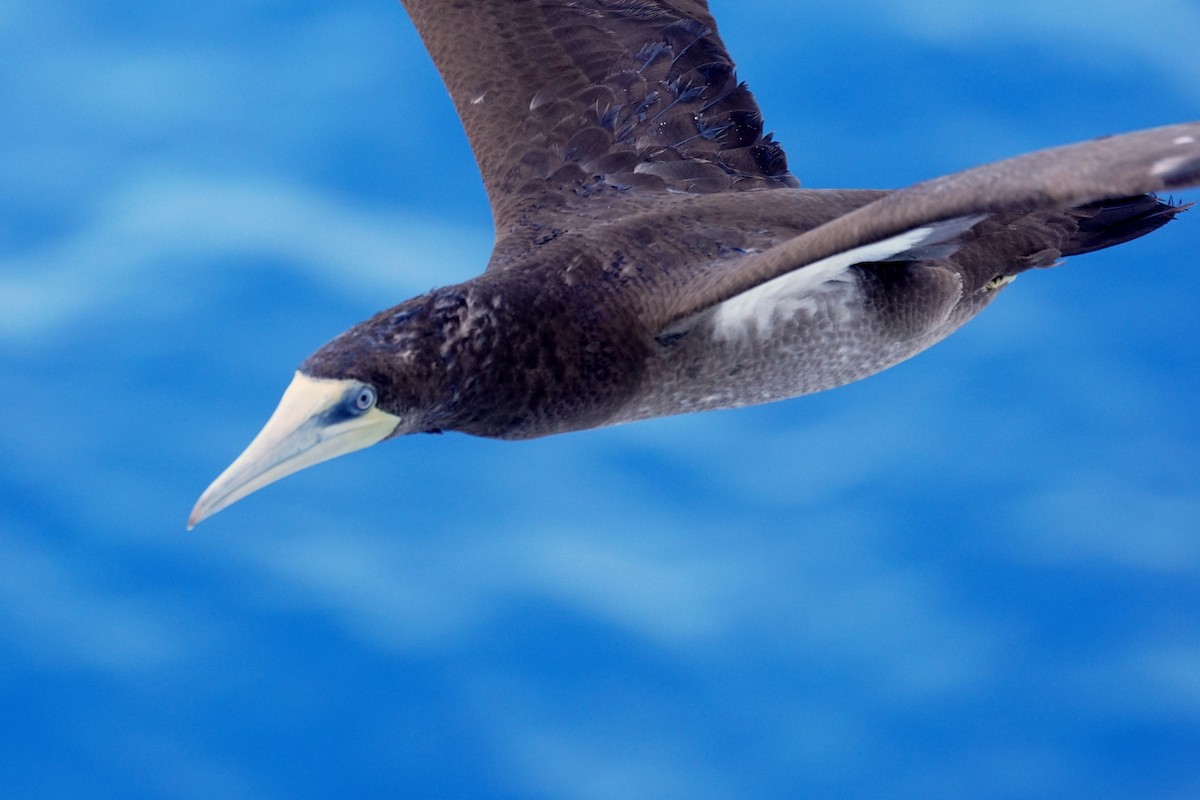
<box><xmin>189</xmin><ymin>0</ymin><xmax>1200</xmax><ymax>527</ymax></box>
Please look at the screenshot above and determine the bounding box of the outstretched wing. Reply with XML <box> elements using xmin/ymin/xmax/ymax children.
<box><xmin>399</xmin><ymin>0</ymin><xmax>797</xmax><ymax>236</ymax></box>
<box><xmin>657</xmin><ymin>123</ymin><xmax>1200</xmax><ymax>331</ymax></box>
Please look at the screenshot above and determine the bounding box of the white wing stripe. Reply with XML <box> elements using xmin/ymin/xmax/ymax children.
<box><xmin>712</xmin><ymin>215</ymin><xmax>983</xmax><ymax>340</ymax></box>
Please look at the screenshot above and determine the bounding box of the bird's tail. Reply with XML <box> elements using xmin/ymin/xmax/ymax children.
<box><xmin>1064</xmin><ymin>194</ymin><xmax>1191</xmax><ymax>256</ymax></box>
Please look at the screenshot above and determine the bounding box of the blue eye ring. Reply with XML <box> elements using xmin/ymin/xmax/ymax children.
<box><xmin>354</xmin><ymin>385</ymin><xmax>377</xmax><ymax>412</ymax></box>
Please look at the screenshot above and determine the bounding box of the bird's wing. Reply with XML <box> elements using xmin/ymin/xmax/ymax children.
<box><xmin>655</xmin><ymin>123</ymin><xmax>1200</xmax><ymax>332</ymax></box>
<box><xmin>399</xmin><ymin>0</ymin><xmax>797</xmax><ymax>238</ymax></box>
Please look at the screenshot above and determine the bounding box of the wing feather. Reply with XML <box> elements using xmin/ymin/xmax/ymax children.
<box><xmin>656</xmin><ymin>123</ymin><xmax>1200</xmax><ymax>329</ymax></box>
<box><xmin>399</xmin><ymin>0</ymin><xmax>797</xmax><ymax>237</ymax></box>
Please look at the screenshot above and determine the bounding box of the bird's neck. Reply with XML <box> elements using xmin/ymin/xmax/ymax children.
<box><xmin>426</xmin><ymin>275</ymin><xmax>646</xmax><ymax>439</ymax></box>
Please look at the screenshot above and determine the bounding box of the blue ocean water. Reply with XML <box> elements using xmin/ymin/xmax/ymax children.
<box><xmin>2</xmin><ymin>1</ymin><xmax>1199</xmax><ymax>798</ymax></box>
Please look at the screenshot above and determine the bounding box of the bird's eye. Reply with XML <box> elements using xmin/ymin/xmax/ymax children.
<box><xmin>354</xmin><ymin>385</ymin><xmax>377</xmax><ymax>411</ymax></box>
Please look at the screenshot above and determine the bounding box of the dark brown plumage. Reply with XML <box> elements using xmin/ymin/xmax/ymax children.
<box><xmin>189</xmin><ymin>0</ymin><xmax>1200</xmax><ymax>526</ymax></box>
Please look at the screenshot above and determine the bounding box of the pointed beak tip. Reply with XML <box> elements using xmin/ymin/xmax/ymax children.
<box><xmin>186</xmin><ymin>499</ymin><xmax>208</xmax><ymax>530</ymax></box>
<box><xmin>187</xmin><ymin>484</ymin><xmax>226</xmax><ymax>530</ymax></box>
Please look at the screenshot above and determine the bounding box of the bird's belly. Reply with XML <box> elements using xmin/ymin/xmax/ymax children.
<box><xmin>611</xmin><ymin>281</ymin><xmax>967</xmax><ymax>424</ymax></box>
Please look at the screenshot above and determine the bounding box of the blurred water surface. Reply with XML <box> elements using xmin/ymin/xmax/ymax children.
<box><xmin>2</xmin><ymin>2</ymin><xmax>1198</xmax><ymax>798</ymax></box>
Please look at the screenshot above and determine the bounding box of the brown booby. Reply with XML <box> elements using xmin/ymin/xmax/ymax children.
<box><xmin>189</xmin><ymin>0</ymin><xmax>1200</xmax><ymax>527</ymax></box>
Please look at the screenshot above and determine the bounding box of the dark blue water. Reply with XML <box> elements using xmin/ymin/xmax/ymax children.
<box><xmin>3</xmin><ymin>2</ymin><xmax>1199</xmax><ymax>798</ymax></box>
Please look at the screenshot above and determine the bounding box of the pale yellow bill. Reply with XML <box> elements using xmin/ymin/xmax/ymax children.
<box><xmin>188</xmin><ymin>372</ymin><xmax>400</xmax><ymax>528</ymax></box>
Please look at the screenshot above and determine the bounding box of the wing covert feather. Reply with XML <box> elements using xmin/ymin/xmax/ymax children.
<box><xmin>399</xmin><ymin>0</ymin><xmax>797</xmax><ymax>235</ymax></box>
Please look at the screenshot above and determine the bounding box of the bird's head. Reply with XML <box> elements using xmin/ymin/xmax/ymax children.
<box><xmin>187</xmin><ymin>302</ymin><xmax>441</xmax><ymax>529</ymax></box>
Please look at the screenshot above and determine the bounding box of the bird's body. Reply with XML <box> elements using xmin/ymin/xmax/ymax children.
<box><xmin>302</xmin><ymin>188</ymin><xmax>891</xmax><ymax>439</ymax></box>
<box><xmin>190</xmin><ymin>0</ymin><xmax>1200</xmax><ymax>526</ymax></box>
